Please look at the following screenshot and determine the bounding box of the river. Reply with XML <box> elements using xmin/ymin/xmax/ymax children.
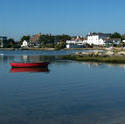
<box><xmin>0</xmin><ymin>50</ymin><xmax>125</xmax><ymax>124</ymax></box>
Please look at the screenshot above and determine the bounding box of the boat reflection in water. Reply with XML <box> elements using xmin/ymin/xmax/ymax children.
<box><xmin>10</xmin><ymin>67</ymin><xmax>49</xmax><ymax>73</ymax></box>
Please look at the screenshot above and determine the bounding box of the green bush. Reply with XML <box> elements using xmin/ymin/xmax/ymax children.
<box><xmin>55</xmin><ymin>42</ymin><xmax>66</xmax><ymax>50</ymax></box>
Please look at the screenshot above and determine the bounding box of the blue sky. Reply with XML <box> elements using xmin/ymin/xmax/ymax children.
<box><xmin>0</xmin><ymin>0</ymin><xmax>125</xmax><ymax>40</ymax></box>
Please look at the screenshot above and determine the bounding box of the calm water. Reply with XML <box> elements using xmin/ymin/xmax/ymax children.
<box><xmin>0</xmin><ymin>50</ymin><xmax>125</xmax><ymax>124</ymax></box>
<box><xmin>0</xmin><ymin>49</ymin><xmax>97</xmax><ymax>56</ymax></box>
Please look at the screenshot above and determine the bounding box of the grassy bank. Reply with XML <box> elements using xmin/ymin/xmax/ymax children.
<box><xmin>0</xmin><ymin>48</ymin><xmax>56</xmax><ymax>51</ymax></box>
<box><xmin>21</xmin><ymin>48</ymin><xmax>55</xmax><ymax>50</ymax></box>
<box><xmin>62</xmin><ymin>55</ymin><xmax>125</xmax><ymax>63</ymax></box>
<box><xmin>64</xmin><ymin>48</ymin><xmax>105</xmax><ymax>50</ymax></box>
<box><xmin>0</xmin><ymin>47</ymin><xmax>106</xmax><ymax>51</ymax></box>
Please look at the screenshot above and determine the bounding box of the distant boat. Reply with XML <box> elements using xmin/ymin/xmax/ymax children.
<box><xmin>10</xmin><ymin>62</ymin><xmax>49</xmax><ymax>68</ymax></box>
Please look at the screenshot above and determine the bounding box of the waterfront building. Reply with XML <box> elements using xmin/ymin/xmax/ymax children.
<box><xmin>66</xmin><ymin>33</ymin><xmax>121</xmax><ymax>48</ymax></box>
<box><xmin>122</xmin><ymin>40</ymin><xmax>125</xmax><ymax>43</ymax></box>
<box><xmin>66</xmin><ymin>36</ymin><xmax>86</xmax><ymax>48</ymax></box>
<box><xmin>86</xmin><ymin>33</ymin><xmax>111</xmax><ymax>46</ymax></box>
<box><xmin>29</xmin><ymin>33</ymin><xmax>42</xmax><ymax>47</ymax></box>
<box><xmin>66</xmin><ymin>33</ymin><xmax>111</xmax><ymax>48</ymax></box>
<box><xmin>21</xmin><ymin>40</ymin><xmax>28</xmax><ymax>47</ymax></box>
<box><xmin>0</xmin><ymin>36</ymin><xmax>7</xmax><ymax>48</ymax></box>
<box><xmin>104</xmin><ymin>38</ymin><xmax>121</xmax><ymax>46</ymax></box>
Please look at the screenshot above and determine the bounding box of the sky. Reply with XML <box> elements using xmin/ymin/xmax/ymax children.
<box><xmin>0</xmin><ymin>0</ymin><xmax>125</xmax><ymax>40</ymax></box>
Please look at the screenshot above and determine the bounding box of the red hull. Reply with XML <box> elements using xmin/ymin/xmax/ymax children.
<box><xmin>10</xmin><ymin>62</ymin><xmax>49</xmax><ymax>68</ymax></box>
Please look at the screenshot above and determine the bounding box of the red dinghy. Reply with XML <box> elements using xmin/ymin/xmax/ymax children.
<box><xmin>10</xmin><ymin>62</ymin><xmax>49</xmax><ymax>68</ymax></box>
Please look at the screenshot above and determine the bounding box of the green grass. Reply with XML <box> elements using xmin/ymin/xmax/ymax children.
<box><xmin>61</xmin><ymin>55</ymin><xmax>125</xmax><ymax>63</ymax></box>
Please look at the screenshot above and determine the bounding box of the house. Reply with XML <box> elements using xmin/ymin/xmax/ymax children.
<box><xmin>66</xmin><ymin>36</ymin><xmax>86</xmax><ymax>48</ymax></box>
<box><xmin>122</xmin><ymin>40</ymin><xmax>125</xmax><ymax>43</ymax></box>
<box><xmin>0</xmin><ymin>36</ymin><xmax>7</xmax><ymax>48</ymax></box>
<box><xmin>104</xmin><ymin>38</ymin><xmax>121</xmax><ymax>46</ymax></box>
<box><xmin>86</xmin><ymin>33</ymin><xmax>111</xmax><ymax>46</ymax></box>
<box><xmin>21</xmin><ymin>40</ymin><xmax>28</xmax><ymax>47</ymax></box>
<box><xmin>29</xmin><ymin>33</ymin><xmax>42</xmax><ymax>47</ymax></box>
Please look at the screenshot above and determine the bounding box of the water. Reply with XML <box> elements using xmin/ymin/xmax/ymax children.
<box><xmin>0</xmin><ymin>50</ymin><xmax>125</xmax><ymax>124</ymax></box>
<box><xmin>0</xmin><ymin>49</ymin><xmax>103</xmax><ymax>56</ymax></box>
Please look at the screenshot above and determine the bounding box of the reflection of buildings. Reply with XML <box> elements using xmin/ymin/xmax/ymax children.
<box><xmin>107</xmin><ymin>64</ymin><xmax>125</xmax><ymax>69</ymax></box>
<box><xmin>80</xmin><ymin>62</ymin><xmax>104</xmax><ymax>69</ymax></box>
<box><xmin>22</xmin><ymin>55</ymin><xmax>28</xmax><ymax>61</ymax></box>
<box><xmin>21</xmin><ymin>55</ymin><xmax>57</xmax><ymax>62</ymax></box>
<box><xmin>80</xmin><ymin>61</ymin><xmax>125</xmax><ymax>70</ymax></box>
<box><xmin>0</xmin><ymin>55</ymin><xmax>15</xmax><ymax>64</ymax></box>
<box><xmin>20</xmin><ymin>55</ymin><xmax>72</xmax><ymax>65</ymax></box>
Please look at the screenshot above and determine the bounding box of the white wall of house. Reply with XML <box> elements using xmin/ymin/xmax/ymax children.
<box><xmin>66</xmin><ymin>43</ymin><xmax>84</xmax><ymax>48</ymax></box>
<box><xmin>87</xmin><ymin>35</ymin><xmax>105</xmax><ymax>45</ymax></box>
<box><xmin>21</xmin><ymin>40</ymin><xmax>28</xmax><ymax>47</ymax></box>
<box><xmin>122</xmin><ymin>40</ymin><xmax>125</xmax><ymax>43</ymax></box>
<box><xmin>66</xmin><ymin>40</ymin><xmax>85</xmax><ymax>48</ymax></box>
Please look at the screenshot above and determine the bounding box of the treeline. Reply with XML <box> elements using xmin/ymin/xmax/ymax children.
<box><xmin>110</xmin><ymin>32</ymin><xmax>125</xmax><ymax>40</ymax></box>
<box><xmin>3</xmin><ymin>32</ymin><xmax>125</xmax><ymax>48</ymax></box>
<box><xmin>39</xmin><ymin>34</ymin><xmax>71</xmax><ymax>49</ymax></box>
<box><xmin>4</xmin><ymin>38</ymin><xmax>20</xmax><ymax>48</ymax></box>
<box><xmin>3</xmin><ymin>34</ymin><xmax>71</xmax><ymax>48</ymax></box>
<box><xmin>20</xmin><ymin>34</ymin><xmax>71</xmax><ymax>42</ymax></box>
<box><xmin>20</xmin><ymin>34</ymin><xmax>71</xmax><ymax>49</ymax></box>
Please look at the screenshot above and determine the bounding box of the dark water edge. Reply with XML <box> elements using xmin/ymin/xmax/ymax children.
<box><xmin>0</xmin><ymin>51</ymin><xmax>125</xmax><ymax>124</ymax></box>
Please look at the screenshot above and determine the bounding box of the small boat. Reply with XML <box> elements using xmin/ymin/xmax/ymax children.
<box><xmin>10</xmin><ymin>62</ymin><xmax>49</xmax><ymax>68</ymax></box>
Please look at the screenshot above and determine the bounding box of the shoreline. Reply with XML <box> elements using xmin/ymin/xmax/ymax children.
<box><xmin>61</xmin><ymin>50</ymin><xmax>125</xmax><ymax>63</ymax></box>
<box><xmin>0</xmin><ymin>47</ymin><xmax>124</xmax><ymax>51</ymax></box>
<box><xmin>0</xmin><ymin>47</ymin><xmax>117</xmax><ymax>51</ymax></box>
<box><xmin>61</xmin><ymin>55</ymin><xmax>125</xmax><ymax>64</ymax></box>
<box><xmin>0</xmin><ymin>48</ymin><xmax>56</xmax><ymax>51</ymax></box>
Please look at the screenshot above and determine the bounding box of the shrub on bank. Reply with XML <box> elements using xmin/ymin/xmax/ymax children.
<box><xmin>55</xmin><ymin>42</ymin><xmax>66</xmax><ymax>50</ymax></box>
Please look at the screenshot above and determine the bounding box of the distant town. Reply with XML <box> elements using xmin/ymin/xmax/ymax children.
<box><xmin>0</xmin><ymin>32</ymin><xmax>125</xmax><ymax>50</ymax></box>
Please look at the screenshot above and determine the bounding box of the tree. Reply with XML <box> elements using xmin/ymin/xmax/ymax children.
<box><xmin>5</xmin><ymin>38</ymin><xmax>15</xmax><ymax>48</ymax></box>
<box><xmin>55</xmin><ymin>42</ymin><xmax>66</xmax><ymax>50</ymax></box>
<box><xmin>55</xmin><ymin>35</ymin><xmax>71</xmax><ymax>42</ymax></box>
<box><xmin>20</xmin><ymin>35</ymin><xmax>30</xmax><ymax>43</ymax></box>
<box><xmin>39</xmin><ymin>34</ymin><xmax>71</xmax><ymax>47</ymax></box>
<box><xmin>110</xmin><ymin>32</ymin><xmax>121</xmax><ymax>38</ymax></box>
<box><xmin>39</xmin><ymin>34</ymin><xmax>55</xmax><ymax>45</ymax></box>
<box><xmin>8</xmin><ymin>38</ymin><xmax>15</xmax><ymax>43</ymax></box>
<box><xmin>121</xmin><ymin>34</ymin><xmax>125</xmax><ymax>40</ymax></box>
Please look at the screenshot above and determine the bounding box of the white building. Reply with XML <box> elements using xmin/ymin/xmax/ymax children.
<box><xmin>66</xmin><ymin>36</ymin><xmax>85</xmax><ymax>48</ymax></box>
<box><xmin>21</xmin><ymin>40</ymin><xmax>28</xmax><ymax>47</ymax></box>
<box><xmin>66</xmin><ymin>33</ymin><xmax>109</xmax><ymax>48</ymax></box>
<box><xmin>66</xmin><ymin>33</ymin><xmax>121</xmax><ymax>48</ymax></box>
<box><xmin>111</xmin><ymin>38</ymin><xmax>121</xmax><ymax>45</ymax></box>
<box><xmin>87</xmin><ymin>35</ymin><xmax>104</xmax><ymax>45</ymax></box>
<box><xmin>122</xmin><ymin>40</ymin><xmax>125</xmax><ymax>43</ymax></box>
<box><xmin>86</xmin><ymin>33</ymin><xmax>111</xmax><ymax>46</ymax></box>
